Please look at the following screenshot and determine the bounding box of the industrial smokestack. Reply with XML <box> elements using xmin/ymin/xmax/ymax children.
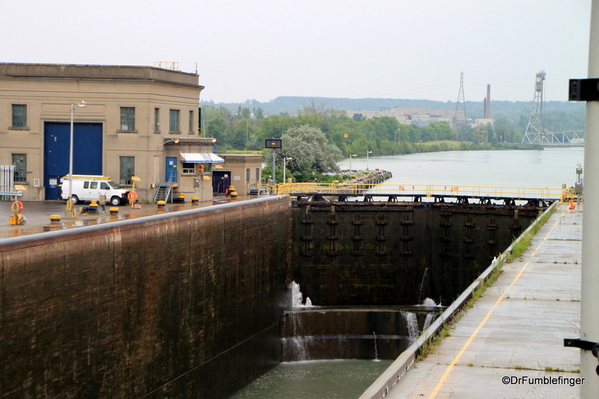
<box><xmin>485</xmin><ymin>84</ymin><xmax>491</xmax><ymax>118</ymax></box>
<box><xmin>483</xmin><ymin>97</ymin><xmax>487</xmax><ymax>118</ymax></box>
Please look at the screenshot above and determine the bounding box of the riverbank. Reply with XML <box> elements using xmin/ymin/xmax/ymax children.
<box><xmin>393</xmin><ymin>140</ymin><xmax>542</xmax><ymax>155</ymax></box>
<box><xmin>341</xmin><ymin>169</ymin><xmax>393</xmax><ymax>185</ymax></box>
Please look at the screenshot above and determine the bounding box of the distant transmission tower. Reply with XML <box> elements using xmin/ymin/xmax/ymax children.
<box><xmin>521</xmin><ymin>70</ymin><xmax>547</xmax><ymax>144</ymax></box>
<box><xmin>454</xmin><ymin>72</ymin><xmax>467</xmax><ymax>128</ymax></box>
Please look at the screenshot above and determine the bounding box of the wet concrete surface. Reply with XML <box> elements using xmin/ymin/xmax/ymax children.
<box><xmin>384</xmin><ymin>202</ymin><xmax>583</xmax><ymax>399</ymax></box>
<box><xmin>0</xmin><ymin>196</ymin><xmax>251</xmax><ymax>239</ymax></box>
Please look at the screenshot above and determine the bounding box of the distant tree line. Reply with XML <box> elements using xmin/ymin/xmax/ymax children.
<box><xmin>201</xmin><ymin>101</ymin><xmax>585</xmax><ymax>182</ymax></box>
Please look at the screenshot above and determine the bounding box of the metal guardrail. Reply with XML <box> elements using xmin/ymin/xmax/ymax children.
<box><xmin>274</xmin><ymin>182</ymin><xmax>570</xmax><ymax>201</ymax></box>
<box><xmin>0</xmin><ymin>191</ymin><xmax>22</xmax><ymax>201</ymax></box>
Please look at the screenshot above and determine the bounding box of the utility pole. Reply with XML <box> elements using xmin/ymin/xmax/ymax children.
<box><xmin>581</xmin><ymin>2</ymin><xmax>599</xmax><ymax>396</ymax></box>
<box><xmin>454</xmin><ymin>72</ymin><xmax>467</xmax><ymax>128</ymax></box>
<box><xmin>265</xmin><ymin>139</ymin><xmax>282</xmax><ymax>186</ymax></box>
<box><xmin>564</xmin><ymin>2</ymin><xmax>599</xmax><ymax>396</ymax></box>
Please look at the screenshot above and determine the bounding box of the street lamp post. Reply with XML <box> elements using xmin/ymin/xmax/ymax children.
<box><xmin>66</xmin><ymin>101</ymin><xmax>87</xmax><ymax>217</ymax></box>
<box><xmin>283</xmin><ymin>157</ymin><xmax>293</xmax><ymax>183</ymax></box>
<box><xmin>366</xmin><ymin>150</ymin><xmax>372</xmax><ymax>170</ymax></box>
<box><xmin>349</xmin><ymin>154</ymin><xmax>357</xmax><ymax>172</ymax></box>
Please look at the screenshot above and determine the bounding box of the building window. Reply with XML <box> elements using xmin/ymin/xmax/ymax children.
<box><xmin>154</xmin><ymin>108</ymin><xmax>160</xmax><ymax>132</ymax></box>
<box><xmin>120</xmin><ymin>107</ymin><xmax>136</xmax><ymax>131</ymax></box>
<box><xmin>12</xmin><ymin>104</ymin><xmax>27</xmax><ymax>128</ymax></box>
<box><xmin>169</xmin><ymin>109</ymin><xmax>180</xmax><ymax>132</ymax></box>
<box><xmin>12</xmin><ymin>154</ymin><xmax>27</xmax><ymax>182</ymax></box>
<box><xmin>182</xmin><ymin>162</ymin><xmax>196</xmax><ymax>175</ymax></box>
<box><xmin>256</xmin><ymin>168</ymin><xmax>260</xmax><ymax>182</ymax></box>
<box><xmin>119</xmin><ymin>156</ymin><xmax>135</xmax><ymax>185</ymax></box>
<box><xmin>246</xmin><ymin>168</ymin><xmax>251</xmax><ymax>183</ymax></box>
<box><xmin>188</xmin><ymin>110</ymin><xmax>194</xmax><ymax>134</ymax></box>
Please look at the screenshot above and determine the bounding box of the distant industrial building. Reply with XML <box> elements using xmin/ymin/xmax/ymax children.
<box><xmin>345</xmin><ymin>84</ymin><xmax>494</xmax><ymax>131</ymax></box>
<box><xmin>346</xmin><ymin>106</ymin><xmax>493</xmax><ymax>131</ymax></box>
<box><xmin>347</xmin><ymin>107</ymin><xmax>464</xmax><ymax>129</ymax></box>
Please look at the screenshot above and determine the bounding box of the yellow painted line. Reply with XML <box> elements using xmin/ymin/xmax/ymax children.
<box><xmin>427</xmin><ymin>210</ymin><xmax>565</xmax><ymax>399</ymax></box>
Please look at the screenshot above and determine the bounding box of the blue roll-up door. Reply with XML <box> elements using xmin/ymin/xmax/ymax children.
<box><xmin>44</xmin><ymin>122</ymin><xmax>103</xmax><ymax>200</ymax></box>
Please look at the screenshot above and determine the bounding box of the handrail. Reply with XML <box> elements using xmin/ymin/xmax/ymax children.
<box><xmin>275</xmin><ymin>182</ymin><xmax>569</xmax><ymax>200</ymax></box>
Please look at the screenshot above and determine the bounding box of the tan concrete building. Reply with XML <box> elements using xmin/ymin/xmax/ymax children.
<box><xmin>0</xmin><ymin>63</ymin><xmax>227</xmax><ymax>203</ymax></box>
<box><xmin>216</xmin><ymin>154</ymin><xmax>264</xmax><ymax>196</ymax></box>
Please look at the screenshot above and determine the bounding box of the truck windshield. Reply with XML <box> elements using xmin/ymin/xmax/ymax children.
<box><xmin>107</xmin><ymin>181</ymin><xmax>120</xmax><ymax>189</ymax></box>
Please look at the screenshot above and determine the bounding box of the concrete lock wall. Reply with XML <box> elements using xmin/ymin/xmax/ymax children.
<box><xmin>292</xmin><ymin>201</ymin><xmax>542</xmax><ymax>306</ymax></box>
<box><xmin>0</xmin><ymin>196</ymin><xmax>547</xmax><ymax>398</ymax></box>
<box><xmin>0</xmin><ymin>196</ymin><xmax>292</xmax><ymax>399</ymax></box>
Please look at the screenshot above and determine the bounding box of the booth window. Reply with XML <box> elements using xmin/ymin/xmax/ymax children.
<box><xmin>120</xmin><ymin>107</ymin><xmax>136</xmax><ymax>131</ymax></box>
<box><xmin>119</xmin><ymin>156</ymin><xmax>135</xmax><ymax>185</ymax></box>
<box><xmin>182</xmin><ymin>162</ymin><xmax>196</xmax><ymax>175</ymax></box>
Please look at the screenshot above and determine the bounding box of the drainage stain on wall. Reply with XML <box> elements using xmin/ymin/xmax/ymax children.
<box><xmin>0</xmin><ymin>197</ymin><xmax>292</xmax><ymax>399</ymax></box>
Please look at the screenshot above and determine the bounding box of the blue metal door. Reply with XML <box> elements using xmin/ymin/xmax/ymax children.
<box><xmin>44</xmin><ymin>122</ymin><xmax>102</xmax><ymax>200</ymax></box>
<box><xmin>165</xmin><ymin>157</ymin><xmax>178</xmax><ymax>183</ymax></box>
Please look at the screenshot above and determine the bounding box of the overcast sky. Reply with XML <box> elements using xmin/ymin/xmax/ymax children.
<box><xmin>1</xmin><ymin>0</ymin><xmax>591</xmax><ymax>103</ymax></box>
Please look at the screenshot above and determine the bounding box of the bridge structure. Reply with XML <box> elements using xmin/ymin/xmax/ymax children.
<box><xmin>521</xmin><ymin>129</ymin><xmax>585</xmax><ymax>146</ymax></box>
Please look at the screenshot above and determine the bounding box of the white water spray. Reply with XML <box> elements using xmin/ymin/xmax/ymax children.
<box><xmin>290</xmin><ymin>281</ymin><xmax>313</xmax><ymax>308</ymax></box>
<box><xmin>402</xmin><ymin>311</ymin><xmax>419</xmax><ymax>345</ymax></box>
<box><xmin>285</xmin><ymin>313</ymin><xmax>313</xmax><ymax>361</ymax></box>
<box><xmin>372</xmin><ymin>331</ymin><xmax>380</xmax><ymax>361</ymax></box>
<box><xmin>423</xmin><ymin>313</ymin><xmax>435</xmax><ymax>331</ymax></box>
<box><xmin>422</xmin><ymin>297</ymin><xmax>437</xmax><ymax>307</ymax></box>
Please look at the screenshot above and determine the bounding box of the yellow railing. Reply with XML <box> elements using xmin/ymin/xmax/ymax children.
<box><xmin>273</xmin><ymin>182</ymin><xmax>569</xmax><ymax>201</ymax></box>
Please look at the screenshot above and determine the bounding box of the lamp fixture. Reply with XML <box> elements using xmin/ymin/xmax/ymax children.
<box><xmin>157</xmin><ymin>138</ymin><xmax>181</xmax><ymax>149</ymax></box>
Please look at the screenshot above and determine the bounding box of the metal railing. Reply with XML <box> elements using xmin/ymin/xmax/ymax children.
<box><xmin>273</xmin><ymin>182</ymin><xmax>570</xmax><ymax>201</ymax></box>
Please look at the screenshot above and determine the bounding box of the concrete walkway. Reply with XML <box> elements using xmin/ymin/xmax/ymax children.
<box><xmin>0</xmin><ymin>196</ymin><xmax>245</xmax><ymax>239</ymax></box>
<box><xmin>385</xmin><ymin>202</ymin><xmax>583</xmax><ymax>399</ymax></box>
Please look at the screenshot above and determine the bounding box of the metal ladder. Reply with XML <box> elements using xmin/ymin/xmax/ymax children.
<box><xmin>153</xmin><ymin>175</ymin><xmax>175</xmax><ymax>203</ymax></box>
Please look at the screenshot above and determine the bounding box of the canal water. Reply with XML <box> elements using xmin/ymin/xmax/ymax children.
<box><xmin>341</xmin><ymin>147</ymin><xmax>584</xmax><ymax>188</ymax></box>
<box><xmin>230</xmin><ymin>147</ymin><xmax>584</xmax><ymax>399</ymax></box>
<box><xmin>231</xmin><ymin>360</ymin><xmax>393</xmax><ymax>399</ymax></box>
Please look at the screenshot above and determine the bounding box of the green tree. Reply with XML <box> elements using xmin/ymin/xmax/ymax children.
<box><xmin>274</xmin><ymin>125</ymin><xmax>344</xmax><ymax>181</ymax></box>
<box><xmin>253</xmin><ymin>107</ymin><xmax>265</xmax><ymax>119</ymax></box>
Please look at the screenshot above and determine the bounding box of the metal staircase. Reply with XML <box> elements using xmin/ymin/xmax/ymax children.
<box><xmin>153</xmin><ymin>176</ymin><xmax>175</xmax><ymax>203</ymax></box>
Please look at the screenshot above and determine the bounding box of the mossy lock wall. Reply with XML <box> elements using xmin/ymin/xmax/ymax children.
<box><xmin>0</xmin><ymin>196</ymin><xmax>543</xmax><ymax>398</ymax></box>
<box><xmin>0</xmin><ymin>196</ymin><xmax>292</xmax><ymax>399</ymax></box>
